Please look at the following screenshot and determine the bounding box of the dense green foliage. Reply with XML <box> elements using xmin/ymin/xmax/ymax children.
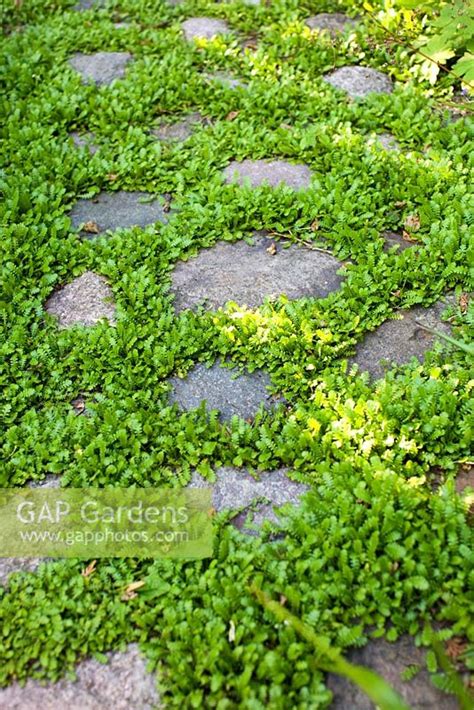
<box><xmin>0</xmin><ymin>0</ymin><xmax>473</xmax><ymax>706</ymax></box>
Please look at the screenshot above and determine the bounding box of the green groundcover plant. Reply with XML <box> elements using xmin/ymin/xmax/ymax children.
<box><xmin>0</xmin><ymin>0</ymin><xmax>473</xmax><ymax>707</ymax></box>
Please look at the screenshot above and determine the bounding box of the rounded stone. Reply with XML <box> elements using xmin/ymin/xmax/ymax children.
<box><xmin>69</xmin><ymin>191</ymin><xmax>170</xmax><ymax>235</ymax></box>
<box><xmin>181</xmin><ymin>17</ymin><xmax>230</xmax><ymax>41</ymax></box>
<box><xmin>45</xmin><ymin>271</ymin><xmax>116</xmax><ymax>329</ymax></box>
<box><xmin>306</xmin><ymin>13</ymin><xmax>357</xmax><ymax>36</ymax></box>
<box><xmin>324</xmin><ymin>65</ymin><xmax>393</xmax><ymax>99</ymax></box>
<box><xmin>69</xmin><ymin>52</ymin><xmax>132</xmax><ymax>86</ymax></box>
<box><xmin>171</xmin><ymin>232</ymin><xmax>343</xmax><ymax>311</ymax></box>
<box><xmin>350</xmin><ymin>295</ymin><xmax>456</xmax><ymax>379</ymax></box>
<box><xmin>169</xmin><ymin>361</ymin><xmax>281</xmax><ymax>420</ymax></box>
<box><xmin>152</xmin><ymin>112</ymin><xmax>206</xmax><ymax>141</ymax></box>
<box><xmin>223</xmin><ymin>159</ymin><xmax>312</xmax><ymax>190</ymax></box>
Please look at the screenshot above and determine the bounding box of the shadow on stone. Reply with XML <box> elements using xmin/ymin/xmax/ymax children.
<box><xmin>169</xmin><ymin>361</ymin><xmax>282</xmax><ymax>420</ymax></box>
<box><xmin>171</xmin><ymin>232</ymin><xmax>343</xmax><ymax>311</ymax></box>
<box><xmin>69</xmin><ymin>52</ymin><xmax>132</xmax><ymax>86</ymax></box>
<box><xmin>350</xmin><ymin>296</ymin><xmax>455</xmax><ymax>379</ymax></box>
<box><xmin>45</xmin><ymin>271</ymin><xmax>116</xmax><ymax>329</ymax></box>
<box><xmin>324</xmin><ymin>66</ymin><xmax>393</xmax><ymax>99</ymax></box>
<box><xmin>223</xmin><ymin>159</ymin><xmax>312</xmax><ymax>189</ymax></box>
<box><xmin>69</xmin><ymin>191</ymin><xmax>170</xmax><ymax>236</ymax></box>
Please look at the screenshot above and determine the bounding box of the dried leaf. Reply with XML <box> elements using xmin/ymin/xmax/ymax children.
<box><xmin>394</xmin><ymin>201</ymin><xmax>406</xmax><ymax>208</ymax></box>
<box><xmin>402</xmin><ymin>230</ymin><xmax>418</xmax><ymax>242</ymax></box>
<box><xmin>310</xmin><ymin>219</ymin><xmax>320</xmax><ymax>232</ymax></box>
<box><xmin>81</xmin><ymin>560</ymin><xmax>97</xmax><ymax>578</ymax></box>
<box><xmin>279</xmin><ymin>595</ymin><xmax>287</xmax><ymax>606</ymax></box>
<box><xmin>83</xmin><ymin>221</ymin><xmax>100</xmax><ymax>234</ymax></box>
<box><xmin>226</xmin><ymin>110</ymin><xmax>240</xmax><ymax>121</ymax></box>
<box><xmin>446</xmin><ymin>637</ymin><xmax>467</xmax><ymax>660</ymax></box>
<box><xmin>404</xmin><ymin>214</ymin><xmax>420</xmax><ymax>231</ymax></box>
<box><xmin>228</xmin><ymin>620</ymin><xmax>236</xmax><ymax>642</ymax></box>
<box><xmin>121</xmin><ymin>580</ymin><xmax>145</xmax><ymax>600</ymax></box>
<box><xmin>266</xmin><ymin>242</ymin><xmax>277</xmax><ymax>255</ymax></box>
<box><xmin>459</xmin><ymin>293</ymin><xmax>469</xmax><ymax>313</ymax></box>
<box><xmin>106</xmin><ymin>173</ymin><xmax>119</xmax><ymax>182</ymax></box>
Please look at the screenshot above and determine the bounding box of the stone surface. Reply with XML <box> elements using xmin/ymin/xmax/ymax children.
<box><xmin>371</xmin><ymin>132</ymin><xmax>400</xmax><ymax>151</ymax></box>
<box><xmin>152</xmin><ymin>112</ymin><xmax>206</xmax><ymax>141</ymax></box>
<box><xmin>204</xmin><ymin>71</ymin><xmax>246</xmax><ymax>89</ymax></box>
<box><xmin>74</xmin><ymin>0</ymin><xmax>104</xmax><ymax>8</ymax></box>
<box><xmin>189</xmin><ymin>467</ymin><xmax>309</xmax><ymax>532</ymax></box>
<box><xmin>182</xmin><ymin>17</ymin><xmax>230</xmax><ymax>41</ymax></box>
<box><xmin>69</xmin><ymin>52</ymin><xmax>132</xmax><ymax>86</ymax></box>
<box><xmin>382</xmin><ymin>230</ymin><xmax>414</xmax><ymax>252</ymax></box>
<box><xmin>0</xmin><ymin>644</ymin><xmax>160</xmax><ymax>710</ymax></box>
<box><xmin>45</xmin><ymin>271</ymin><xmax>116</xmax><ymax>329</ymax></box>
<box><xmin>306</xmin><ymin>13</ymin><xmax>357</xmax><ymax>36</ymax></box>
<box><xmin>70</xmin><ymin>131</ymin><xmax>98</xmax><ymax>154</ymax></box>
<box><xmin>171</xmin><ymin>232</ymin><xmax>343</xmax><ymax>311</ymax></box>
<box><xmin>223</xmin><ymin>159</ymin><xmax>312</xmax><ymax>189</ymax></box>
<box><xmin>351</xmin><ymin>296</ymin><xmax>455</xmax><ymax>379</ymax></box>
<box><xmin>0</xmin><ymin>558</ymin><xmax>43</xmax><ymax>587</ymax></box>
<box><xmin>169</xmin><ymin>361</ymin><xmax>281</xmax><ymax>420</ymax></box>
<box><xmin>69</xmin><ymin>191</ymin><xmax>169</xmax><ymax>235</ymax></box>
<box><xmin>327</xmin><ymin>637</ymin><xmax>459</xmax><ymax>709</ymax></box>
<box><xmin>324</xmin><ymin>66</ymin><xmax>393</xmax><ymax>98</ymax></box>
<box><xmin>456</xmin><ymin>464</ymin><xmax>474</xmax><ymax>494</ymax></box>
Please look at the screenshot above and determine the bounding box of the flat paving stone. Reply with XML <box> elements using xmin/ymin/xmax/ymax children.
<box><xmin>189</xmin><ymin>467</ymin><xmax>309</xmax><ymax>532</ymax></box>
<box><xmin>0</xmin><ymin>644</ymin><xmax>160</xmax><ymax>710</ymax></box>
<box><xmin>350</xmin><ymin>296</ymin><xmax>455</xmax><ymax>379</ymax></box>
<box><xmin>324</xmin><ymin>66</ymin><xmax>393</xmax><ymax>98</ymax></box>
<box><xmin>45</xmin><ymin>271</ymin><xmax>116</xmax><ymax>329</ymax></box>
<box><xmin>171</xmin><ymin>232</ymin><xmax>343</xmax><ymax>311</ymax></box>
<box><xmin>306</xmin><ymin>13</ymin><xmax>357</xmax><ymax>36</ymax></box>
<box><xmin>182</xmin><ymin>17</ymin><xmax>230</xmax><ymax>41</ymax></box>
<box><xmin>152</xmin><ymin>112</ymin><xmax>206</xmax><ymax>141</ymax></box>
<box><xmin>69</xmin><ymin>191</ymin><xmax>169</xmax><ymax>235</ymax></box>
<box><xmin>169</xmin><ymin>361</ymin><xmax>280</xmax><ymax>420</ymax></box>
<box><xmin>327</xmin><ymin>637</ymin><xmax>459</xmax><ymax>709</ymax></box>
<box><xmin>223</xmin><ymin>159</ymin><xmax>312</xmax><ymax>189</ymax></box>
<box><xmin>69</xmin><ymin>52</ymin><xmax>132</xmax><ymax>86</ymax></box>
<box><xmin>70</xmin><ymin>131</ymin><xmax>99</xmax><ymax>154</ymax></box>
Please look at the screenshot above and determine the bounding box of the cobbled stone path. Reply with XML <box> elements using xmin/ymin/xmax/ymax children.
<box><xmin>4</xmin><ymin>0</ymin><xmax>470</xmax><ymax>707</ymax></box>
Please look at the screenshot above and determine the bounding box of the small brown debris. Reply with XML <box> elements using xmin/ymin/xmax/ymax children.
<box><xmin>394</xmin><ymin>201</ymin><xmax>406</xmax><ymax>208</ymax></box>
<box><xmin>226</xmin><ymin>110</ymin><xmax>240</xmax><ymax>121</ymax></box>
<box><xmin>402</xmin><ymin>230</ymin><xmax>418</xmax><ymax>242</ymax></box>
<box><xmin>310</xmin><ymin>219</ymin><xmax>320</xmax><ymax>232</ymax></box>
<box><xmin>81</xmin><ymin>560</ymin><xmax>97</xmax><ymax>578</ymax></box>
<box><xmin>266</xmin><ymin>242</ymin><xmax>277</xmax><ymax>255</ymax></box>
<box><xmin>446</xmin><ymin>637</ymin><xmax>468</xmax><ymax>660</ymax></box>
<box><xmin>459</xmin><ymin>293</ymin><xmax>469</xmax><ymax>313</ymax></box>
<box><xmin>121</xmin><ymin>580</ymin><xmax>145</xmax><ymax>600</ymax></box>
<box><xmin>83</xmin><ymin>220</ymin><xmax>100</xmax><ymax>234</ymax></box>
<box><xmin>404</xmin><ymin>214</ymin><xmax>421</xmax><ymax>231</ymax></box>
<box><xmin>106</xmin><ymin>173</ymin><xmax>119</xmax><ymax>182</ymax></box>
